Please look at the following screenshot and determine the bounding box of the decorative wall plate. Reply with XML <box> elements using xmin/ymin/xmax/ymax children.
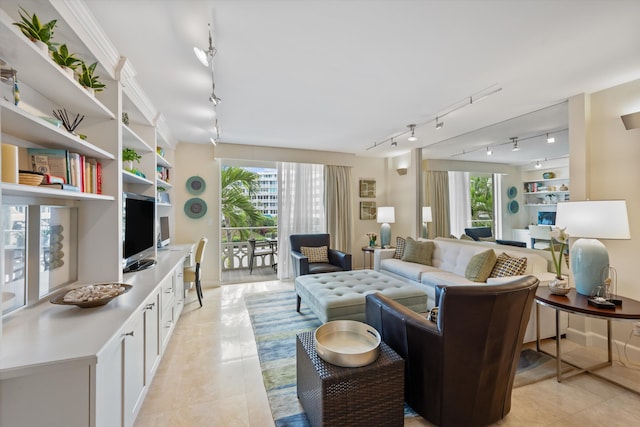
<box><xmin>184</xmin><ymin>197</ymin><xmax>207</xmax><ymax>219</ymax></box>
<box><xmin>507</xmin><ymin>186</ymin><xmax>517</xmax><ymax>199</ymax></box>
<box><xmin>508</xmin><ymin>200</ymin><xmax>519</xmax><ymax>214</ymax></box>
<box><xmin>186</xmin><ymin>176</ymin><xmax>206</xmax><ymax>194</ymax></box>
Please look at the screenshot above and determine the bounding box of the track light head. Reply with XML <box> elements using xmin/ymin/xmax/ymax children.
<box><xmin>546</xmin><ymin>133</ymin><xmax>555</xmax><ymax>143</ymax></box>
<box><xmin>435</xmin><ymin>117</ymin><xmax>443</xmax><ymax>130</ymax></box>
<box><xmin>391</xmin><ymin>139</ymin><xmax>397</xmax><ymax>147</ymax></box>
<box><xmin>486</xmin><ymin>147</ymin><xmax>492</xmax><ymax>156</ymax></box>
<box><xmin>407</xmin><ymin>124</ymin><xmax>418</xmax><ymax>141</ymax></box>
<box><xmin>209</xmin><ymin>93</ymin><xmax>222</xmax><ymax>105</ymax></box>
<box><xmin>535</xmin><ymin>160</ymin><xmax>542</xmax><ymax>169</ymax></box>
<box><xmin>194</xmin><ymin>24</ymin><xmax>217</xmax><ymax>67</ymax></box>
<box><xmin>510</xmin><ymin>137</ymin><xmax>520</xmax><ymax>152</ymax></box>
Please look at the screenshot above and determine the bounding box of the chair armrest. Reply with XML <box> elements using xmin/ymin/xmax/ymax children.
<box><xmin>290</xmin><ymin>250</ymin><xmax>309</xmax><ymax>277</ymax></box>
<box><xmin>328</xmin><ymin>249</ymin><xmax>352</xmax><ymax>270</ymax></box>
<box><xmin>373</xmin><ymin>248</ymin><xmax>395</xmax><ymax>271</ymax></box>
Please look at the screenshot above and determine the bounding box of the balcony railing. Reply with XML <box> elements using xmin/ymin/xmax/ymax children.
<box><xmin>221</xmin><ymin>226</ymin><xmax>277</xmax><ymax>271</ymax></box>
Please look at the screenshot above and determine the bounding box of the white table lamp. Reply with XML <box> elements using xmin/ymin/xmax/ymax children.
<box><xmin>555</xmin><ymin>200</ymin><xmax>630</xmax><ymax>296</ymax></box>
<box><xmin>377</xmin><ymin>206</ymin><xmax>395</xmax><ymax>248</ymax></box>
<box><xmin>422</xmin><ymin>206</ymin><xmax>432</xmax><ymax>238</ymax></box>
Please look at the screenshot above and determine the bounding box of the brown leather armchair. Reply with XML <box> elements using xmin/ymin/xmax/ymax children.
<box><xmin>365</xmin><ymin>276</ymin><xmax>539</xmax><ymax>427</ymax></box>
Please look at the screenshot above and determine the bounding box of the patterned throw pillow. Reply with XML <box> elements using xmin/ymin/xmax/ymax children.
<box><xmin>465</xmin><ymin>249</ymin><xmax>497</xmax><ymax>282</ymax></box>
<box><xmin>300</xmin><ymin>246</ymin><xmax>329</xmax><ymax>263</ymax></box>
<box><xmin>394</xmin><ymin>237</ymin><xmax>406</xmax><ymax>259</ymax></box>
<box><xmin>490</xmin><ymin>252</ymin><xmax>528</xmax><ymax>278</ymax></box>
<box><xmin>478</xmin><ymin>236</ymin><xmax>496</xmax><ymax>243</ymax></box>
<box><xmin>401</xmin><ymin>237</ymin><xmax>435</xmax><ymax>266</ymax></box>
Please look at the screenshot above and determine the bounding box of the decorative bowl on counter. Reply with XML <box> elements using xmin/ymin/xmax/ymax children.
<box><xmin>314</xmin><ymin>320</ymin><xmax>381</xmax><ymax>367</ymax></box>
<box><xmin>50</xmin><ymin>283</ymin><xmax>132</xmax><ymax>308</ymax></box>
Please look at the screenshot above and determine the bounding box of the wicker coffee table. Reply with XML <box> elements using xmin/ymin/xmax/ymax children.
<box><xmin>296</xmin><ymin>330</ymin><xmax>404</xmax><ymax>427</ymax></box>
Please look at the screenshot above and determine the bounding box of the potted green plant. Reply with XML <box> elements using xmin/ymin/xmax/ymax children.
<box><xmin>78</xmin><ymin>61</ymin><xmax>106</xmax><ymax>94</ymax></box>
<box><xmin>52</xmin><ymin>44</ymin><xmax>81</xmax><ymax>79</ymax></box>
<box><xmin>122</xmin><ymin>148</ymin><xmax>141</xmax><ymax>171</ymax></box>
<box><xmin>13</xmin><ymin>7</ymin><xmax>57</xmax><ymax>54</ymax></box>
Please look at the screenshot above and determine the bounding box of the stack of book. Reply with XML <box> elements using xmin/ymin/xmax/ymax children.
<box><xmin>27</xmin><ymin>148</ymin><xmax>102</xmax><ymax>193</ymax></box>
<box><xmin>157</xmin><ymin>165</ymin><xmax>170</xmax><ymax>182</ymax></box>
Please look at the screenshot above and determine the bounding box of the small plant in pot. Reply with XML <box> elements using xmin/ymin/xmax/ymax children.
<box><xmin>13</xmin><ymin>7</ymin><xmax>57</xmax><ymax>54</ymax></box>
<box><xmin>52</xmin><ymin>44</ymin><xmax>81</xmax><ymax>78</ymax></box>
<box><xmin>78</xmin><ymin>61</ymin><xmax>106</xmax><ymax>94</ymax></box>
<box><xmin>122</xmin><ymin>148</ymin><xmax>141</xmax><ymax>172</ymax></box>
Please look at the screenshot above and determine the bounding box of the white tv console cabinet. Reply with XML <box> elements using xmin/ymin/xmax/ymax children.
<box><xmin>0</xmin><ymin>244</ymin><xmax>193</xmax><ymax>427</ymax></box>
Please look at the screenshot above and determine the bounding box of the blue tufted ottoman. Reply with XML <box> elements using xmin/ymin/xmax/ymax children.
<box><xmin>295</xmin><ymin>270</ymin><xmax>428</xmax><ymax>323</ymax></box>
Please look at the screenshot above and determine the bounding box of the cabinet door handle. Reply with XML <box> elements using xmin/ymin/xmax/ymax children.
<box><xmin>123</xmin><ymin>331</ymin><xmax>134</xmax><ymax>337</ymax></box>
<box><xmin>144</xmin><ymin>303</ymin><xmax>155</xmax><ymax>310</ymax></box>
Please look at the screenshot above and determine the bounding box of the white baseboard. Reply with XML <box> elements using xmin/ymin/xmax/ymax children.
<box><xmin>567</xmin><ymin>326</ymin><xmax>640</xmax><ymax>363</ymax></box>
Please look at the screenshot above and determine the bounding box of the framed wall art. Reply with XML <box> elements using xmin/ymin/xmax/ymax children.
<box><xmin>360</xmin><ymin>201</ymin><xmax>377</xmax><ymax>220</ymax></box>
<box><xmin>359</xmin><ymin>179</ymin><xmax>376</xmax><ymax>198</ymax></box>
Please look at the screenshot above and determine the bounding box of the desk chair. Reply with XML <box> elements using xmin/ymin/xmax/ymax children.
<box><xmin>248</xmin><ymin>238</ymin><xmax>276</xmax><ymax>274</ymax></box>
<box><xmin>184</xmin><ymin>237</ymin><xmax>207</xmax><ymax>307</ymax></box>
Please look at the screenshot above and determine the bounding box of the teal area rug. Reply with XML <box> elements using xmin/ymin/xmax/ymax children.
<box><xmin>245</xmin><ymin>290</ymin><xmax>560</xmax><ymax>426</ymax></box>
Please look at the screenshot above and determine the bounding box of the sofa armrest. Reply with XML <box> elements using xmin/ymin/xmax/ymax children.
<box><xmin>373</xmin><ymin>248</ymin><xmax>396</xmax><ymax>271</ymax></box>
<box><xmin>328</xmin><ymin>249</ymin><xmax>352</xmax><ymax>270</ymax></box>
<box><xmin>290</xmin><ymin>250</ymin><xmax>309</xmax><ymax>277</ymax></box>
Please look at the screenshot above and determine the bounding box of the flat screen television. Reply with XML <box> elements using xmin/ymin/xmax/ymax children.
<box><xmin>538</xmin><ymin>211</ymin><xmax>556</xmax><ymax>225</ymax></box>
<box><xmin>158</xmin><ymin>216</ymin><xmax>170</xmax><ymax>248</ymax></box>
<box><xmin>122</xmin><ymin>192</ymin><xmax>157</xmax><ymax>273</ymax></box>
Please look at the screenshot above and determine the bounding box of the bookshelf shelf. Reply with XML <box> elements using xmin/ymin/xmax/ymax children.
<box><xmin>122</xmin><ymin>124</ymin><xmax>153</xmax><ymax>153</ymax></box>
<box><xmin>1</xmin><ymin>182</ymin><xmax>114</xmax><ymax>201</ymax></box>
<box><xmin>0</xmin><ymin>9</ymin><xmax>115</xmax><ymax>120</ymax></box>
<box><xmin>0</xmin><ymin>101</ymin><xmax>115</xmax><ymax>160</ymax></box>
<box><xmin>156</xmin><ymin>153</ymin><xmax>172</xmax><ymax>168</ymax></box>
<box><xmin>156</xmin><ymin>178</ymin><xmax>172</xmax><ymax>189</ymax></box>
<box><xmin>123</xmin><ymin>170</ymin><xmax>154</xmax><ymax>185</ymax></box>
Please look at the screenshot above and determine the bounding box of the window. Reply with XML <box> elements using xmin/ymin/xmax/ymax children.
<box><xmin>469</xmin><ymin>174</ymin><xmax>494</xmax><ymax>228</ymax></box>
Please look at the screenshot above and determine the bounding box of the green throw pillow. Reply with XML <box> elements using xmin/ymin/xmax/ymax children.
<box><xmin>401</xmin><ymin>237</ymin><xmax>435</xmax><ymax>265</ymax></box>
<box><xmin>465</xmin><ymin>249</ymin><xmax>497</xmax><ymax>282</ymax></box>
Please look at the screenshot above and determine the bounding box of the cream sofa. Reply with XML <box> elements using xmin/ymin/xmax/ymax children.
<box><xmin>373</xmin><ymin>237</ymin><xmax>566</xmax><ymax>342</ymax></box>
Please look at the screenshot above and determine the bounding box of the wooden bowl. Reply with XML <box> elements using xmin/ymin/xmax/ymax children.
<box><xmin>18</xmin><ymin>171</ymin><xmax>44</xmax><ymax>186</ymax></box>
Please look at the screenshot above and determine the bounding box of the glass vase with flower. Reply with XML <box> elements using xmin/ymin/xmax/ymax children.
<box><xmin>549</xmin><ymin>227</ymin><xmax>570</xmax><ymax>295</ymax></box>
<box><xmin>366</xmin><ymin>232</ymin><xmax>378</xmax><ymax>247</ymax></box>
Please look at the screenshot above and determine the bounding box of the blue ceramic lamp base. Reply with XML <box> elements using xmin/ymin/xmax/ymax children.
<box><xmin>380</xmin><ymin>223</ymin><xmax>391</xmax><ymax>248</ymax></box>
<box><xmin>570</xmin><ymin>238</ymin><xmax>609</xmax><ymax>296</ymax></box>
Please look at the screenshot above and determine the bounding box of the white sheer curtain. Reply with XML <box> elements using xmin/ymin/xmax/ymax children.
<box><xmin>448</xmin><ymin>171</ymin><xmax>471</xmax><ymax>238</ymax></box>
<box><xmin>277</xmin><ymin>162</ymin><xmax>325</xmax><ymax>279</ymax></box>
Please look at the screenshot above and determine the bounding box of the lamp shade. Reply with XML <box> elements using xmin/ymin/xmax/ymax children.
<box><xmin>377</xmin><ymin>207</ymin><xmax>395</xmax><ymax>224</ymax></box>
<box><xmin>422</xmin><ymin>206</ymin><xmax>432</xmax><ymax>223</ymax></box>
<box><xmin>555</xmin><ymin>200</ymin><xmax>630</xmax><ymax>239</ymax></box>
<box><xmin>621</xmin><ymin>111</ymin><xmax>640</xmax><ymax>130</ymax></box>
<box><xmin>555</xmin><ymin>200</ymin><xmax>630</xmax><ymax>296</ymax></box>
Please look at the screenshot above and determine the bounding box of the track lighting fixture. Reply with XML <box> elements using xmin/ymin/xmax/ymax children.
<box><xmin>511</xmin><ymin>137</ymin><xmax>520</xmax><ymax>151</ymax></box>
<box><xmin>194</xmin><ymin>24</ymin><xmax>217</xmax><ymax>67</ymax></box>
<box><xmin>435</xmin><ymin>117</ymin><xmax>443</xmax><ymax>130</ymax></box>
<box><xmin>210</xmin><ymin>137</ymin><xmax>217</xmax><ymax>146</ymax></box>
<box><xmin>486</xmin><ymin>147</ymin><xmax>492</xmax><ymax>156</ymax></box>
<box><xmin>535</xmin><ymin>160</ymin><xmax>542</xmax><ymax>169</ymax></box>
<box><xmin>407</xmin><ymin>124</ymin><xmax>418</xmax><ymax>142</ymax></box>
<box><xmin>546</xmin><ymin>133</ymin><xmax>555</xmax><ymax>143</ymax></box>
<box><xmin>391</xmin><ymin>138</ymin><xmax>397</xmax><ymax>147</ymax></box>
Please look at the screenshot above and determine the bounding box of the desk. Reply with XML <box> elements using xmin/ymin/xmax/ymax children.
<box><xmin>361</xmin><ymin>246</ymin><xmax>378</xmax><ymax>269</ymax></box>
<box><xmin>535</xmin><ymin>287</ymin><xmax>640</xmax><ymax>393</ymax></box>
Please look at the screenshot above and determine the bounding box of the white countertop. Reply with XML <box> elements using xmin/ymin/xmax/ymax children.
<box><xmin>0</xmin><ymin>244</ymin><xmax>192</xmax><ymax>379</ymax></box>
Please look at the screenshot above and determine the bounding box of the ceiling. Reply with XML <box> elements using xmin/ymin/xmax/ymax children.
<box><xmin>43</xmin><ymin>1</ymin><xmax>640</xmax><ymax>163</ymax></box>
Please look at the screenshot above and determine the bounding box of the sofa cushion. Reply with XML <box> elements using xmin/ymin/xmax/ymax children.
<box><xmin>394</xmin><ymin>237</ymin><xmax>406</xmax><ymax>259</ymax></box>
<box><xmin>421</xmin><ymin>270</ymin><xmax>476</xmax><ymax>288</ymax></box>
<box><xmin>401</xmin><ymin>238</ymin><xmax>434</xmax><ymax>265</ymax></box>
<box><xmin>490</xmin><ymin>252</ymin><xmax>527</xmax><ymax>277</ymax></box>
<box><xmin>381</xmin><ymin>258</ymin><xmax>438</xmax><ymax>282</ymax></box>
<box><xmin>465</xmin><ymin>249</ymin><xmax>497</xmax><ymax>282</ymax></box>
<box><xmin>460</xmin><ymin>234</ymin><xmax>474</xmax><ymax>241</ymax></box>
<box><xmin>300</xmin><ymin>246</ymin><xmax>329</xmax><ymax>263</ymax></box>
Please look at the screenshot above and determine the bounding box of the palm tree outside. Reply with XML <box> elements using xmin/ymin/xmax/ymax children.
<box><xmin>470</xmin><ymin>175</ymin><xmax>494</xmax><ymax>228</ymax></box>
<box><xmin>220</xmin><ymin>166</ymin><xmax>266</xmax><ymax>243</ymax></box>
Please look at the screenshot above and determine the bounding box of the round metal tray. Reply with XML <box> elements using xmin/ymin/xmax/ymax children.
<box><xmin>314</xmin><ymin>320</ymin><xmax>381</xmax><ymax>367</ymax></box>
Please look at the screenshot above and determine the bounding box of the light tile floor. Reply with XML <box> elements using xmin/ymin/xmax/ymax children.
<box><xmin>135</xmin><ymin>281</ymin><xmax>640</xmax><ymax>426</ymax></box>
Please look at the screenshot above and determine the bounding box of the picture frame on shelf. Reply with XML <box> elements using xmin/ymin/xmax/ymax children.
<box><xmin>359</xmin><ymin>179</ymin><xmax>376</xmax><ymax>198</ymax></box>
<box><xmin>360</xmin><ymin>201</ymin><xmax>377</xmax><ymax>220</ymax></box>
